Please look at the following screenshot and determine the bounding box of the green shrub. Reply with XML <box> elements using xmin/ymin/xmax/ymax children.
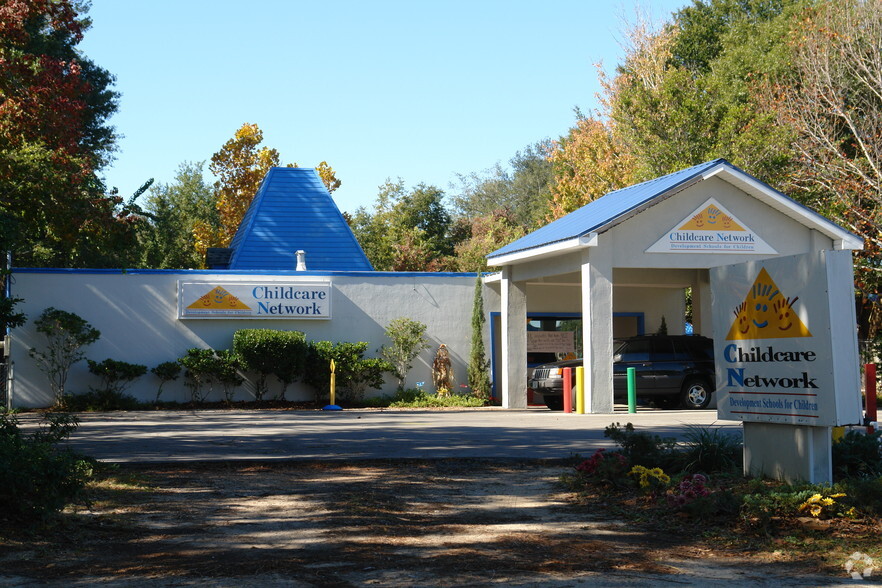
<box><xmin>61</xmin><ymin>389</ymin><xmax>143</xmax><ymax>411</ymax></box>
<box><xmin>233</xmin><ymin>329</ymin><xmax>307</xmax><ymax>401</ymax></box>
<box><xmin>0</xmin><ymin>412</ymin><xmax>93</xmax><ymax>522</ymax></box>
<box><xmin>87</xmin><ymin>358</ymin><xmax>147</xmax><ymax>395</ymax></box>
<box><xmin>306</xmin><ymin>341</ymin><xmax>392</xmax><ymax>404</ymax></box>
<box><xmin>28</xmin><ymin>308</ymin><xmax>100</xmax><ymax>406</ymax></box>
<box><xmin>832</xmin><ymin>429</ymin><xmax>882</xmax><ymax>479</ymax></box>
<box><xmin>178</xmin><ymin>348</ymin><xmax>217</xmax><ymax>403</ymax></box>
<box><xmin>604</xmin><ymin>422</ymin><xmax>678</xmax><ymax>468</ymax></box>
<box><xmin>213</xmin><ymin>349</ymin><xmax>244</xmax><ymax>403</ymax></box>
<box><xmin>0</xmin><ymin>295</ymin><xmax>26</xmax><ymax>331</ymax></box>
<box><xmin>151</xmin><ymin>361</ymin><xmax>182</xmax><ymax>403</ymax></box>
<box><xmin>680</xmin><ymin>425</ymin><xmax>742</xmax><ymax>473</ymax></box>
<box><xmin>379</xmin><ymin>317</ymin><xmax>430</xmax><ymax>390</ymax></box>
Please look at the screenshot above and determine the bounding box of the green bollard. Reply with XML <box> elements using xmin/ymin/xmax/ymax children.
<box><xmin>627</xmin><ymin>367</ymin><xmax>636</xmax><ymax>414</ymax></box>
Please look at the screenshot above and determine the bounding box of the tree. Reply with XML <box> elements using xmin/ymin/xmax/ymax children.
<box><xmin>140</xmin><ymin>162</ymin><xmax>218</xmax><ymax>268</ymax></box>
<box><xmin>762</xmin><ymin>0</ymin><xmax>882</xmax><ymax>335</ymax></box>
<box><xmin>380</xmin><ymin>317</ymin><xmax>431</xmax><ymax>390</ymax></box>
<box><xmin>192</xmin><ymin>123</ymin><xmax>343</xmax><ymax>263</ymax></box>
<box><xmin>451</xmin><ymin>140</ymin><xmax>555</xmax><ymax>230</ymax></box>
<box><xmin>193</xmin><ymin>123</ymin><xmax>285</xmax><ymax>257</ymax></box>
<box><xmin>28</xmin><ymin>307</ymin><xmax>100</xmax><ymax>406</ymax></box>
<box><xmin>597</xmin><ymin>1</ymin><xmax>799</xmax><ymax>184</ymax></box>
<box><xmin>0</xmin><ymin>0</ymin><xmax>144</xmax><ymax>268</ymax></box>
<box><xmin>447</xmin><ymin>210</ymin><xmax>526</xmax><ymax>272</ymax></box>
<box><xmin>350</xmin><ymin>180</ymin><xmax>454</xmax><ymax>271</ymax></box>
<box><xmin>547</xmin><ymin>115</ymin><xmax>637</xmax><ymax>219</ymax></box>
<box><xmin>467</xmin><ymin>275</ymin><xmax>491</xmax><ymax>401</ymax></box>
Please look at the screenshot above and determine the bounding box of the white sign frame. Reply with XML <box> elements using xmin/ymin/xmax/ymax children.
<box><xmin>178</xmin><ymin>281</ymin><xmax>332</xmax><ymax>320</ymax></box>
<box><xmin>711</xmin><ymin>250</ymin><xmax>861</xmax><ymax>427</ymax></box>
<box><xmin>648</xmin><ymin>198</ymin><xmax>776</xmax><ymax>254</ymax></box>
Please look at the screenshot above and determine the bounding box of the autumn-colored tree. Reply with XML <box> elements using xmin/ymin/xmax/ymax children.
<box><xmin>447</xmin><ymin>210</ymin><xmax>527</xmax><ymax>272</ymax></box>
<box><xmin>0</xmin><ymin>0</ymin><xmax>142</xmax><ymax>267</ymax></box>
<box><xmin>192</xmin><ymin>123</ymin><xmax>285</xmax><ymax>257</ymax></box>
<box><xmin>547</xmin><ymin>115</ymin><xmax>637</xmax><ymax>220</ymax></box>
<box><xmin>192</xmin><ymin>123</ymin><xmax>342</xmax><ymax>263</ymax></box>
<box><xmin>762</xmin><ymin>0</ymin><xmax>882</xmax><ymax>336</ymax></box>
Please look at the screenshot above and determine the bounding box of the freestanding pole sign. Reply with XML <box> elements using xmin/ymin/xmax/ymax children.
<box><xmin>711</xmin><ymin>250</ymin><xmax>863</xmax><ymax>483</ymax></box>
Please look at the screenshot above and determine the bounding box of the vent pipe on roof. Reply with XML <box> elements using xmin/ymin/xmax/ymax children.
<box><xmin>295</xmin><ymin>250</ymin><xmax>307</xmax><ymax>271</ymax></box>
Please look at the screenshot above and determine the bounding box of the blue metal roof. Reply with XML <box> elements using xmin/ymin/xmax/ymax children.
<box><xmin>228</xmin><ymin>167</ymin><xmax>373</xmax><ymax>271</ymax></box>
<box><xmin>488</xmin><ymin>159</ymin><xmax>727</xmax><ymax>260</ymax></box>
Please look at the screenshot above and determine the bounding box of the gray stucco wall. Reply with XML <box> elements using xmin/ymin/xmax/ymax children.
<box><xmin>9</xmin><ymin>271</ymin><xmax>480</xmax><ymax>408</ymax></box>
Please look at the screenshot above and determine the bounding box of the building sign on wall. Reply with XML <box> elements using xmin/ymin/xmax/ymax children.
<box><xmin>711</xmin><ymin>251</ymin><xmax>862</xmax><ymax>427</ymax></box>
<box><xmin>178</xmin><ymin>281</ymin><xmax>331</xmax><ymax>319</ymax></box>
<box><xmin>527</xmin><ymin>331</ymin><xmax>575</xmax><ymax>354</ymax></box>
<box><xmin>647</xmin><ymin>198</ymin><xmax>776</xmax><ymax>254</ymax></box>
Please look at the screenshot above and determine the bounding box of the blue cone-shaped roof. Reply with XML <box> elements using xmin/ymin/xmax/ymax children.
<box><xmin>228</xmin><ymin>167</ymin><xmax>373</xmax><ymax>271</ymax></box>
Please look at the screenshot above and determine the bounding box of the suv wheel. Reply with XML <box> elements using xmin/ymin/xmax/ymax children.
<box><xmin>544</xmin><ymin>397</ymin><xmax>564</xmax><ymax>411</ymax></box>
<box><xmin>681</xmin><ymin>378</ymin><xmax>712</xmax><ymax>409</ymax></box>
<box><xmin>654</xmin><ymin>395</ymin><xmax>681</xmax><ymax>409</ymax></box>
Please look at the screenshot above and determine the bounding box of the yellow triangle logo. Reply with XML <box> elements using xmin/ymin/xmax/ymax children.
<box><xmin>678</xmin><ymin>204</ymin><xmax>745</xmax><ymax>231</ymax></box>
<box><xmin>726</xmin><ymin>267</ymin><xmax>811</xmax><ymax>340</ymax></box>
<box><xmin>187</xmin><ymin>286</ymin><xmax>251</xmax><ymax>311</ymax></box>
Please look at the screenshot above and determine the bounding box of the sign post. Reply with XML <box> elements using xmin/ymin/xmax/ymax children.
<box><xmin>711</xmin><ymin>250</ymin><xmax>863</xmax><ymax>483</ymax></box>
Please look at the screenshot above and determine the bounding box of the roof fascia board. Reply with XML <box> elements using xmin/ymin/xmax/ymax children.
<box><xmin>703</xmin><ymin>165</ymin><xmax>864</xmax><ymax>251</ymax></box>
<box><xmin>487</xmin><ymin>233</ymin><xmax>597</xmax><ymax>266</ymax></box>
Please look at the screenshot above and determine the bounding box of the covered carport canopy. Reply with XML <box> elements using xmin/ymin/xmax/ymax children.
<box><xmin>485</xmin><ymin>159</ymin><xmax>863</xmax><ymax>412</ymax></box>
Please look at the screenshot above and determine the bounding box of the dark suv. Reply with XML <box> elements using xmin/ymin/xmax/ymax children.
<box><xmin>529</xmin><ymin>335</ymin><xmax>715</xmax><ymax>410</ymax></box>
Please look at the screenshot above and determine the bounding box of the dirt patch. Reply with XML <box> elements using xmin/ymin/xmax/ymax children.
<box><xmin>0</xmin><ymin>461</ymin><xmax>853</xmax><ymax>586</ymax></box>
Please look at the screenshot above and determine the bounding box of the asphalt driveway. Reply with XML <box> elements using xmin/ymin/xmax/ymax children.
<box><xmin>37</xmin><ymin>407</ymin><xmax>742</xmax><ymax>463</ymax></box>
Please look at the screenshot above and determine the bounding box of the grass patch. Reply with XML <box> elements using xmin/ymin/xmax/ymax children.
<box><xmin>364</xmin><ymin>388</ymin><xmax>487</xmax><ymax>408</ymax></box>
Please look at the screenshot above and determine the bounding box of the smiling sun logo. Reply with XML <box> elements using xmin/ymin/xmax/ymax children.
<box><xmin>725</xmin><ymin>267</ymin><xmax>812</xmax><ymax>340</ymax></box>
<box><xmin>186</xmin><ymin>286</ymin><xmax>251</xmax><ymax>311</ymax></box>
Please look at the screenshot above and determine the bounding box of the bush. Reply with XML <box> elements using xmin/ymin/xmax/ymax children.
<box><xmin>379</xmin><ymin>317</ymin><xmax>430</xmax><ymax>390</ymax></box>
<box><xmin>213</xmin><ymin>349</ymin><xmax>244</xmax><ymax>403</ymax></box>
<box><xmin>603</xmin><ymin>422</ymin><xmax>678</xmax><ymax>468</ymax></box>
<box><xmin>28</xmin><ymin>308</ymin><xmax>100</xmax><ymax>406</ymax></box>
<box><xmin>305</xmin><ymin>341</ymin><xmax>392</xmax><ymax>405</ymax></box>
<box><xmin>832</xmin><ymin>429</ymin><xmax>882</xmax><ymax>479</ymax></box>
<box><xmin>151</xmin><ymin>361</ymin><xmax>182</xmax><ymax>404</ymax></box>
<box><xmin>87</xmin><ymin>358</ymin><xmax>147</xmax><ymax>395</ymax></box>
<box><xmin>178</xmin><ymin>348</ymin><xmax>217</xmax><ymax>403</ymax></box>
<box><xmin>680</xmin><ymin>426</ymin><xmax>742</xmax><ymax>473</ymax></box>
<box><xmin>573</xmin><ymin>448</ymin><xmax>630</xmax><ymax>487</ymax></box>
<box><xmin>61</xmin><ymin>389</ymin><xmax>143</xmax><ymax>411</ymax></box>
<box><xmin>0</xmin><ymin>412</ymin><xmax>93</xmax><ymax>522</ymax></box>
<box><xmin>233</xmin><ymin>329</ymin><xmax>307</xmax><ymax>401</ymax></box>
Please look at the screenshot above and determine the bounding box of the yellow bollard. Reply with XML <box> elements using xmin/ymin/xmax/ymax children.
<box><xmin>330</xmin><ymin>359</ymin><xmax>336</xmax><ymax>405</ymax></box>
<box><xmin>323</xmin><ymin>359</ymin><xmax>342</xmax><ymax>410</ymax></box>
<box><xmin>575</xmin><ymin>366</ymin><xmax>585</xmax><ymax>414</ymax></box>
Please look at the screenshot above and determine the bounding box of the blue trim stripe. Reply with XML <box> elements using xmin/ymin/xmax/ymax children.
<box><xmin>11</xmin><ymin>268</ymin><xmax>478</xmax><ymax>278</ymax></box>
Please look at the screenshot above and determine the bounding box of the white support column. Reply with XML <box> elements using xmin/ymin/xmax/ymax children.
<box><xmin>581</xmin><ymin>246</ymin><xmax>614</xmax><ymax>413</ymax></box>
<box><xmin>691</xmin><ymin>269</ymin><xmax>712</xmax><ymax>336</ymax></box>
<box><xmin>500</xmin><ymin>266</ymin><xmax>528</xmax><ymax>409</ymax></box>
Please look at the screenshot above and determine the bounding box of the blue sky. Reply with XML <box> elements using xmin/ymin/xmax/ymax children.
<box><xmin>79</xmin><ymin>1</ymin><xmax>686</xmax><ymax>214</ymax></box>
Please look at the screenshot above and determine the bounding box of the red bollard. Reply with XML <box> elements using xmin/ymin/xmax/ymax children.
<box><xmin>866</xmin><ymin>363</ymin><xmax>877</xmax><ymax>433</ymax></box>
<box><xmin>562</xmin><ymin>367</ymin><xmax>573</xmax><ymax>413</ymax></box>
